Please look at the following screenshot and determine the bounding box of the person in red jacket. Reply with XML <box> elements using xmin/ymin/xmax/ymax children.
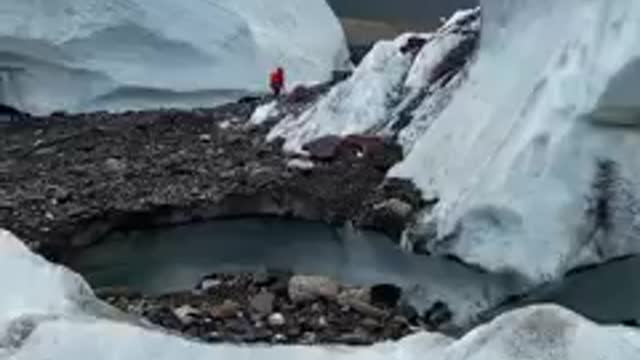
<box><xmin>269</xmin><ymin>67</ymin><xmax>285</xmax><ymax>97</ymax></box>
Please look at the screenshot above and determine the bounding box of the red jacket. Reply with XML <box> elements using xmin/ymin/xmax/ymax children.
<box><xmin>270</xmin><ymin>68</ymin><xmax>284</xmax><ymax>89</ymax></box>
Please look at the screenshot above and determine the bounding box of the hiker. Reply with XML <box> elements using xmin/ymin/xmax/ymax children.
<box><xmin>269</xmin><ymin>67</ymin><xmax>285</xmax><ymax>97</ymax></box>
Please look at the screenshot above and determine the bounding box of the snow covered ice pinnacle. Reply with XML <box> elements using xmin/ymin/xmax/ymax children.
<box><xmin>392</xmin><ymin>0</ymin><xmax>640</xmax><ymax>283</ymax></box>
<box><xmin>266</xmin><ymin>9</ymin><xmax>481</xmax><ymax>153</ymax></box>
<box><xmin>0</xmin><ymin>0</ymin><xmax>350</xmax><ymax>115</ymax></box>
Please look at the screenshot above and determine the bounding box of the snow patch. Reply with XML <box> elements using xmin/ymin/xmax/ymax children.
<box><xmin>250</xmin><ymin>101</ymin><xmax>279</xmax><ymax>125</ymax></box>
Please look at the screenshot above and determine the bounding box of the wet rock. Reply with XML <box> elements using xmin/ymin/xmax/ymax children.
<box><xmin>370</xmin><ymin>284</ymin><xmax>403</xmax><ymax>308</ymax></box>
<box><xmin>250</xmin><ymin>291</ymin><xmax>275</xmax><ymax>316</ymax></box>
<box><xmin>397</xmin><ymin>302</ymin><xmax>420</xmax><ymax>325</ymax></box>
<box><xmin>268</xmin><ymin>313</ymin><xmax>286</xmax><ymax>327</ymax></box>
<box><xmin>373</xmin><ymin>199</ymin><xmax>413</xmax><ymax>221</ymax></box>
<box><xmin>210</xmin><ymin>300</ymin><xmax>241</xmax><ymax>319</ymax></box>
<box><xmin>288</xmin><ymin>275</ymin><xmax>340</xmax><ymax>303</ymax></box>
<box><xmin>423</xmin><ymin>301</ymin><xmax>453</xmax><ymax>329</ymax></box>
<box><xmin>173</xmin><ymin>305</ymin><xmax>201</xmax><ymax>326</ymax></box>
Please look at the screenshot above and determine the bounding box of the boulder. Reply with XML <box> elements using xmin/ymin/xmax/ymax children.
<box><xmin>423</xmin><ymin>301</ymin><xmax>453</xmax><ymax>329</ymax></box>
<box><xmin>250</xmin><ymin>291</ymin><xmax>275</xmax><ymax>316</ymax></box>
<box><xmin>302</xmin><ymin>135</ymin><xmax>343</xmax><ymax>160</ymax></box>
<box><xmin>370</xmin><ymin>284</ymin><xmax>403</xmax><ymax>308</ymax></box>
<box><xmin>373</xmin><ymin>198</ymin><xmax>413</xmax><ymax>221</ymax></box>
<box><xmin>288</xmin><ymin>275</ymin><xmax>340</xmax><ymax>303</ymax></box>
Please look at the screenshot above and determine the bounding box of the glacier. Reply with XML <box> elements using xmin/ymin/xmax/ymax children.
<box><xmin>262</xmin><ymin>0</ymin><xmax>640</xmax><ymax>284</ymax></box>
<box><xmin>392</xmin><ymin>0</ymin><xmax>640</xmax><ymax>283</ymax></box>
<box><xmin>1</xmin><ymin>228</ymin><xmax>639</xmax><ymax>359</ymax></box>
<box><xmin>0</xmin><ymin>0</ymin><xmax>350</xmax><ymax>115</ymax></box>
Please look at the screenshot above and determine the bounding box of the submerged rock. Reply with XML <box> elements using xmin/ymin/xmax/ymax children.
<box><xmin>370</xmin><ymin>284</ymin><xmax>403</xmax><ymax>308</ymax></box>
<box><xmin>100</xmin><ymin>272</ymin><xmax>416</xmax><ymax>345</ymax></box>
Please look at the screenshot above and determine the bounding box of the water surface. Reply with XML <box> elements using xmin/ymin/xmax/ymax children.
<box><xmin>68</xmin><ymin>218</ymin><xmax>522</xmax><ymax>322</ymax></box>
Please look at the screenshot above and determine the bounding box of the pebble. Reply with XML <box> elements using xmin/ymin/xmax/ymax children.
<box><xmin>104</xmin><ymin>157</ymin><xmax>127</xmax><ymax>173</ymax></box>
<box><xmin>210</xmin><ymin>300</ymin><xmax>241</xmax><ymax>319</ymax></box>
<box><xmin>317</xmin><ymin>316</ymin><xmax>329</xmax><ymax>329</ymax></box>
<box><xmin>173</xmin><ymin>305</ymin><xmax>200</xmax><ymax>326</ymax></box>
<box><xmin>198</xmin><ymin>278</ymin><xmax>222</xmax><ymax>291</ymax></box>
<box><xmin>301</xmin><ymin>332</ymin><xmax>317</xmax><ymax>344</ymax></box>
<box><xmin>268</xmin><ymin>313</ymin><xmax>286</xmax><ymax>327</ymax></box>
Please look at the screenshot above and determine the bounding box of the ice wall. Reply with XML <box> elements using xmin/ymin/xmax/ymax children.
<box><xmin>392</xmin><ymin>0</ymin><xmax>640</xmax><ymax>282</ymax></box>
<box><xmin>0</xmin><ymin>0</ymin><xmax>350</xmax><ymax>115</ymax></box>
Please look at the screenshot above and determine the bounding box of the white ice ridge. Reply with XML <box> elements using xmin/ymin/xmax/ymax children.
<box><xmin>392</xmin><ymin>0</ymin><xmax>640</xmax><ymax>282</ymax></box>
<box><xmin>0</xmin><ymin>0</ymin><xmax>350</xmax><ymax>115</ymax></box>
<box><xmin>266</xmin><ymin>9</ymin><xmax>480</xmax><ymax>152</ymax></box>
<box><xmin>2</xmin><ymin>229</ymin><xmax>640</xmax><ymax>359</ymax></box>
